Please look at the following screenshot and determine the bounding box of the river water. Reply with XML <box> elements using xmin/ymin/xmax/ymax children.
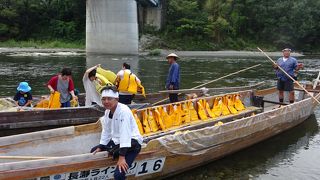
<box><xmin>0</xmin><ymin>52</ymin><xmax>319</xmax><ymax>179</ymax></box>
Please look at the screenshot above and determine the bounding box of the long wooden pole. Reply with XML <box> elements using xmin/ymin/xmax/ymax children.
<box><xmin>152</xmin><ymin>64</ymin><xmax>261</xmax><ymax>106</ymax></box>
<box><xmin>257</xmin><ymin>47</ymin><xmax>320</xmax><ymax>104</ymax></box>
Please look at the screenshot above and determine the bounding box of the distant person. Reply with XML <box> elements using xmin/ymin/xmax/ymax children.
<box><xmin>273</xmin><ymin>48</ymin><xmax>303</xmax><ymax>103</ymax></box>
<box><xmin>166</xmin><ymin>53</ymin><xmax>180</xmax><ymax>103</ymax></box>
<box><xmin>91</xmin><ymin>86</ymin><xmax>142</xmax><ymax>180</ymax></box>
<box><xmin>116</xmin><ymin>63</ymin><xmax>145</xmax><ymax>105</ymax></box>
<box><xmin>83</xmin><ymin>64</ymin><xmax>102</xmax><ymax>106</ymax></box>
<box><xmin>47</xmin><ymin>68</ymin><xmax>78</xmax><ymax>107</ymax></box>
<box><xmin>14</xmin><ymin>82</ymin><xmax>32</xmax><ymax>107</ymax></box>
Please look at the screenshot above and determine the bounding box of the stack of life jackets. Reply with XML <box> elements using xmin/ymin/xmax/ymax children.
<box><xmin>131</xmin><ymin>93</ymin><xmax>246</xmax><ymax>135</ymax></box>
<box><xmin>117</xmin><ymin>70</ymin><xmax>145</xmax><ymax>97</ymax></box>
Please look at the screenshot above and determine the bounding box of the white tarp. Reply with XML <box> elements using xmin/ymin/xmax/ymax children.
<box><xmin>157</xmin><ymin>97</ymin><xmax>314</xmax><ymax>156</ymax></box>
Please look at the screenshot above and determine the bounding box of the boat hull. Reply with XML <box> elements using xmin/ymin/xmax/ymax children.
<box><xmin>0</xmin><ymin>94</ymin><xmax>315</xmax><ymax>180</ymax></box>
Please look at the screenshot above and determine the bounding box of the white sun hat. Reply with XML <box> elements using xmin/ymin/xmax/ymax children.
<box><xmin>166</xmin><ymin>53</ymin><xmax>179</xmax><ymax>59</ymax></box>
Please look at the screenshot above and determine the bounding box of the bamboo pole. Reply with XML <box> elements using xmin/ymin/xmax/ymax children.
<box><xmin>152</xmin><ymin>64</ymin><xmax>261</xmax><ymax>106</ymax></box>
<box><xmin>257</xmin><ymin>47</ymin><xmax>320</xmax><ymax>104</ymax></box>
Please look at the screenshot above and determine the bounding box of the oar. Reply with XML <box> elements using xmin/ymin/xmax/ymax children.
<box><xmin>257</xmin><ymin>47</ymin><xmax>320</xmax><ymax>104</ymax></box>
<box><xmin>313</xmin><ymin>71</ymin><xmax>320</xmax><ymax>89</ymax></box>
<box><xmin>152</xmin><ymin>64</ymin><xmax>261</xmax><ymax>106</ymax></box>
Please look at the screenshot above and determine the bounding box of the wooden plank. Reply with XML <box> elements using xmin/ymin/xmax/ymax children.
<box><xmin>0</xmin><ymin>151</ymin><xmax>157</xmax><ymax>180</ymax></box>
<box><xmin>263</xmin><ymin>100</ymin><xmax>289</xmax><ymax>105</ymax></box>
<box><xmin>158</xmin><ymin>82</ymin><xmax>265</xmax><ymax>94</ymax></box>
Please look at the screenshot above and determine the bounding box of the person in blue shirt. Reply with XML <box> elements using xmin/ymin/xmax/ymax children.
<box><xmin>273</xmin><ymin>48</ymin><xmax>303</xmax><ymax>103</ymax></box>
<box><xmin>166</xmin><ymin>53</ymin><xmax>180</xmax><ymax>103</ymax></box>
<box><xmin>14</xmin><ymin>82</ymin><xmax>33</xmax><ymax>107</ymax></box>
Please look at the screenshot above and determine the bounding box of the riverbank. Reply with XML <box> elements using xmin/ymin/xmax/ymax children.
<box><xmin>0</xmin><ymin>47</ymin><xmax>304</xmax><ymax>57</ymax></box>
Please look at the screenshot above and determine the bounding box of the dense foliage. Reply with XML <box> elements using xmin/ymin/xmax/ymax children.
<box><xmin>0</xmin><ymin>0</ymin><xmax>319</xmax><ymax>51</ymax></box>
<box><xmin>164</xmin><ymin>0</ymin><xmax>320</xmax><ymax>51</ymax></box>
<box><xmin>0</xmin><ymin>0</ymin><xmax>85</xmax><ymax>42</ymax></box>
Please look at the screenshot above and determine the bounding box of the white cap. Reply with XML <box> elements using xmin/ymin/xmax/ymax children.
<box><xmin>101</xmin><ymin>89</ymin><xmax>119</xmax><ymax>98</ymax></box>
<box><xmin>166</xmin><ymin>53</ymin><xmax>179</xmax><ymax>59</ymax></box>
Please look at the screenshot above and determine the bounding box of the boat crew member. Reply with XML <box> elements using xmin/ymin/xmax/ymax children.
<box><xmin>273</xmin><ymin>48</ymin><xmax>303</xmax><ymax>103</ymax></box>
<box><xmin>166</xmin><ymin>53</ymin><xmax>180</xmax><ymax>103</ymax></box>
<box><xmin>91</xmin><ymin>86</ymin><xmax>143</xmax><ymax>180</ymax></box>
<box><xmin>116</xmin><ymin>63</ymin><xmax>145</xmax><ymax>105</ymax></box>
<box><xmin>47</xmin><ymin>68</ymin><xmax>78</xmax><ymax>107</ymax></box>
<box><xmin>83</xmin><ymin>64</ymin><xmax>102</xmax><ymax>106</ymax></box>
<box><xmin>14</xmin><ymin>82</ymin><xmax>32</xmax><ymax>107</ymax></box>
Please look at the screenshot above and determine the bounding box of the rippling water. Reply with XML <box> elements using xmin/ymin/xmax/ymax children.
<box><xmin>0</xmin><ymin>52</ymin><xmax>320</xmax><ymax>179</ymax></box>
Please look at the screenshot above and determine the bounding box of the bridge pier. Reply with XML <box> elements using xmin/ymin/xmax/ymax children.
<box><xmin>86</xmin><ymin>0</ymin><xmax>139</xmax><ymax>55</ymax></box>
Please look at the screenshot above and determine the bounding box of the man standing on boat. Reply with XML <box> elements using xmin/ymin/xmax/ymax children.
<box><xmin>273</xmin><ymin>48</ymin><xmax>303</xmax><ymax>103</ymax></box>
<box><xmin>91</xmin><ymin>86</ymin><xmax>143</xmax><ymax>180</ymax></box>
<box><xmin>166</xmin><ymin>53</ymin><xmax>180</xmax><ymax>103</ymax></box>
<box><xmin>116</xmin><ymin>63</ymin><xmax>145</xmax><ymax>105</ymax></box>
<box><xmin>82</xmin><ymin>64</ymin><xmax>102</xmax><ymax>106</ymax></box>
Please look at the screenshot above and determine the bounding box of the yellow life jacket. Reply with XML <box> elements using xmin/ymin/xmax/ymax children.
<box><xmin>153</xmin><ymin>109</ymin><xmax>166</xmax><ymax>130</ymax></box>
<box><xmin>169</xmin><ymin>104</ymin><xmax>182</xmax><ymax>127</ymax></box>
<box><xmin>118</xmin><ymin>71</ymin><xmax>146</xmax><ymax>96</ymax></box>
<box><xmin>95</xmin><ymin>73</ymin><xmax>113</xmax><ymax>94</ymax></box>
<box><xmin>197</xmin><ymin>100</ymin><xmax>208</xmax><ymax>120</ymax></box>
<box><xmin>132</xmin><ymin>109</ymin><xmax>144</xmax><ymax>135</ymax></box>
<box><xmin>142</xmin><ymin>110</ymin><xmax>152</xmax><ymax>134</ymax></box>
<box><xmin>70</xmin><ymin>99</ymin><xmax>78</xmax><ymax>107</ymax></box>
<box><xmin>48</xmin><ymin>92</ymin><xmax>61</xmax><ymax>109</ymax></box>
<box><xmin>234</xmin><ymin>94</ymin><xmax>246</xmax><ymax>111</ymax></box>
<box><xmin>97</xmin><ymin>67</ymin><xmax>117</xmax><ymax>84</ymax></box>
<box><xmin>212</xmin><ymin>98</ymin><xmax>222</xmax><ymax>117</ymax></box>
<box><xmin>145</xmin><ymin>109</ymin><xmax>160</xmax><ymax>132</ymax></box>
<box><xmin>221</xmin><ymin>96</ymin><xmax>231</xmax><ymax>116</ymax></box>
<box><xmin>180</xmin><ymin>103</ymin><xmax>191</xmax><ymax>124</ymax></box>
<box><xmin>35</xmin><ymin>99</ymin><xmax>49</xmax><ymax>108</ymax></box>
<box><xmin>226</xmin><ymin>95</ymin><xmax>238</xmax><ymax>114</ymax></box>
<box><xmin>159</xmin><ymin>106</ymin><xmax>173</xmax><ymax>129</ymax></box>
<box><xmin>187</xmin><ymin>101</ymin><xmax>199</xmax><ymax>121</ymax></box>
<box><xmin>201</xmin><ymin>99</ymin><xmax>216</xmax><ymax>119</ymax></box>
<box><xmin>166</xmin><ymin>104</ymin><xmax>181</xmax><ymax>127</ymax></box>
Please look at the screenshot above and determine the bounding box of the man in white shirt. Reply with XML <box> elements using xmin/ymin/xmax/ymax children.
<box><xmin>82</xmin><ymin>64</ymin><xmax>102</xmax><ymax>106</ymax></box>
<box><xmin>91</xmin><ymin>86</ymin><xmax>143</xmax><ymax>180</ymax></box>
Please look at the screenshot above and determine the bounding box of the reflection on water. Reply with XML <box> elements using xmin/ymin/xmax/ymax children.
<box><xmin>0</xmin><ymin>53</ymin><xmax>320</xmax><ymax>179</ymax></box>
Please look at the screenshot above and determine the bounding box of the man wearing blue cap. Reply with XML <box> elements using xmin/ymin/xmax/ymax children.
<box><xmin>14</xmin><ymin>82</ymin><xmax>33</xmax><ymax>107</ymax></box>
<box><xmin>273</xmin><ymin>48</ymin><xmax>303</xmax><ymax>103</ymax></box>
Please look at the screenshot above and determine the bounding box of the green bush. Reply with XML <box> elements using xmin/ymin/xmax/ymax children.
<box><xmin>148</xmin><ymin>49</ymin><xmax>161</xmax><ymax>56</ymax></box>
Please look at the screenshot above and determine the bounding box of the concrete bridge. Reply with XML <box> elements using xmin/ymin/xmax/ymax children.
<box><xmin>86</xmin><ymin>0</ymin><xmax>163</xmax><ymax>55</ymax></box>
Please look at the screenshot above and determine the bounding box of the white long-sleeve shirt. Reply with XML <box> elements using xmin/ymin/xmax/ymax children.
<box><xmin>99</xmin><ymin>102</ymin><xmax>143</xmax><ymax>148</ymax></box>
<box><xmin>82</xmin><ymin>75</ymin><xmax>102</xmax><ymax>106</ymax></box>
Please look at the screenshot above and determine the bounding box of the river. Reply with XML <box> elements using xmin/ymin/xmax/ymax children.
<box><xmin>0</xmin><ymin>52</ymin><xmax>319</xmax><ymax>179</ymax></box>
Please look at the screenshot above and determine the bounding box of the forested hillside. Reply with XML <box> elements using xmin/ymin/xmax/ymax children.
<box><xmin>1</xmin><ymin>0</ymin><xmax>319</xmax><ymax>51</ymax></box>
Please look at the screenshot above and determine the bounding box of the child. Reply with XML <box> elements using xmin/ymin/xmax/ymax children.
<box><xmin>14</xmin><ymin>82</ymin><xmax>33</xmax><ymax>107</ymax></box>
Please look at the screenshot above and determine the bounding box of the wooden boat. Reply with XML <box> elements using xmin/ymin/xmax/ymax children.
<box><xmin>0</xmin><ymin>84</ymin><xmax>318</xmax><ymax>180</ymax></box>
<box><xmin>0</xmin><ymin>83</ymin><xmax>263</xmax><ymax>131</ymax></box>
